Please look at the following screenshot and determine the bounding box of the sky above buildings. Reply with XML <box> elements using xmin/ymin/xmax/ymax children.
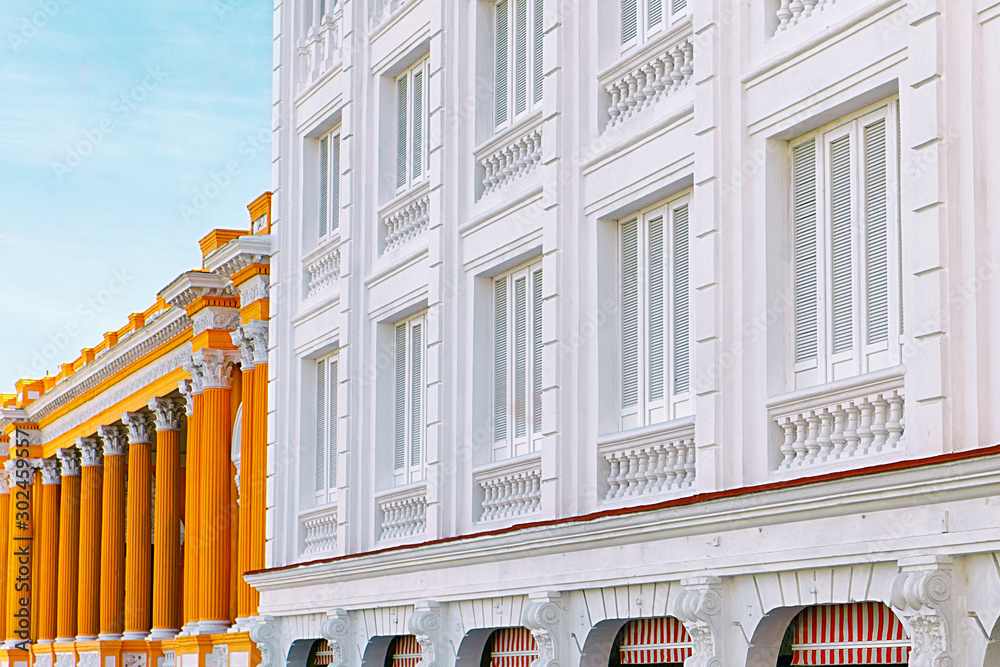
<box><xmin>0</xmin><ymin>0</ymin><xmax>272</xmax><ymax>391</ymax></box>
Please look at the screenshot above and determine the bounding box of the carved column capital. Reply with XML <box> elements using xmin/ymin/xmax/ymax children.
<box><xmin>76</xmin><ymin>436</ymin><xmax>104</xmax><ymax>467</ymax></box>
<box><xmin>243</xmin><ymin>320</ymin><xmax>270</xmax><ymax>367</ymax></box>
<box><xmin>891</xmin><ymin>556</ymin><xmax>954</xmax><ymax>667</ymax></box>
<box><xmin>248</xmin><ymin>616</ymin><xmax>282</xmax><ymax>667</ymax></box>
<box><xmin>57</xmin><ymin>447</ymin><xmax>82</xmax><ymax>476</ymax></box>
<box><xmin>148</xmin><ymin>397</ymin><xmax>186</xmax><ymax>431</ymax></box>
<box><xmin>320</xmin><ymin>610</ymin><xmax>352</xmax><ymax>667</ymax></box>
<box><xmin>191</xmin><ymin>349</ymin><xmax>240</xmax><ymax>390</ymax></box>
<box><xmin>40</xmin><ymin>457</ymin><xmax>61</xmax><ymax>485</ymax></box>
<box><xmin>191</xmin><ymin>306</ymin><xmax>240</xmax><ymax>337</ymax></box>
<box><xmin>122</xmin><ymin>411</ymin><xmax>156</xmax><ymax>444</ymax></box>
<box><xmin>521</xmin><ymin>592</ymin><xmax>563</xmax><ymax>667</ymax></box>
<box><xmin>672</xmin><ymin>577</ymin><xmax>724</xmax><ymax>667</ymax></box>
<box><xmin>408</xmin><ymin>601</ymin><xmax>442</xmax><ymax>667</ymax></box>
<box><xmin>0</xmin><ymin>469</ymin><xmax>9</xmax><ymax>495</ymax></box>
<box><xmin>97</xmin><ymin>424</ymin><xmax>129</xmax><ymax>457</ymax></box>
<box><xmin>177</xmin><ymin>379</ymin><xmax>196</xmax><ymax>416</ymax></box>
<box><xmin>181</xmin><ymin>357</ymin><xmax>205</xmax><ymax>395</ymax></box>
<box><xmin>231</xmin><ymin>327</ymin><xmax>256</xmax><ymax>370</ymax></box>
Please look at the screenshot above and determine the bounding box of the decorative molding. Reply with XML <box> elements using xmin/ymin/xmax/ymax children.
<box><xmin>78</xmin><ymin>651</ymin><xmax>100</xmax><ymax>667</ymax></box>
<box><xmin>162</xmin><ymin>652</ymin><xmax>176</xmax><ymax>667</ymax></box>
<box><xmin>55</xmin><ymin>653</ymin><xmax>74</xmax><ymax>667</ymax></box>
<box><xmin>238</xmin><ymin>274</ymin><xmax>270</xmax><ymax>306</ymax></box>
<box><xmin>178</xmin><ymin>379</ymin><xmax>196</xmax><ymax>416</ymax></box>
<box><xmin>244</xmin><ymin>320</ymin><xmax>269</xmax><ymax>367</ymax></box>
<box><xmin>0</xmin><ymin>469</ymin><xmax>9</xmax><ymax>495</ymax></box>
<box><xmin>248</xmin><ymin>615</ymin><xmax>282</xmax><ymax>667</ymax></box>
<box><xmin>192</xmin><ymin>307</ymin><xmax>241</xmax><ymax>337</ymax></box>
<box><xmin>891</xmin><ymin>556</ymin><xmax>954</xmax><ymax>667</ymax></box>
<box><xmin>57</xmin><ymin>447</ymin><xmax>82</xmax><ymax>476</ymax></box>
<box><xmin>673</xmin><ymin>577</ymin><xmax>723</xmax><ymax>667</ymax></box>
<box><xmin>77</xmin><ymin>436</ymin><xmax>103</xmax><ymax>467</ymax></box>
<box><xmin>305</xmin><ymin>245</ymin><xmax>341</xmax><ymax>298</ymax></box>
<box><xmin>211</xmin><ymin>644</ymin><xmax>229</xmax><ymax>667</ymax></box>
<box><xmin>123</xmin><ymin>411</ymin><xmax>156</xmax><ymax>444</ymax></box>
<box><xmin>192</xmin><ymin>348</ymin><xmax>239</xmax><ymax>390</ymax></box>
<box><xmin>98</xmin><ymin>424</ymin><xmax>129</xmax><ymax>457</ymax></box>
<box><xmin>320</xmin><ymin>609</ymin><xmax>352</xmax><ymax>667</ymax></box>
<box><xmin>149</xmin><ymin>397</ymin><xmax>185</xmax><ymax>431</ymax></box>
<box><xmin>408</xmin><ymin>601</ymin><xmax>442</xmax><ymax>667</ymax></box>
<box><xmin>521</xmin><ymin>592</ymin><xmax>562</xmax><ymax>667</ymax></box>
<box><xmin>231</xmin><ymin>326</ymin><xmax>256</xmax><ymax>370</ymax></box>
<box><xmin>123</xmin><ymin>654</ymin><xmax>146</xmax><ymax>667</ymax></box>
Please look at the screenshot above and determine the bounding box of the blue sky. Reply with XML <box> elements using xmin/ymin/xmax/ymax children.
<box><xmin>0</xmin><ymin>0</ymin><xmax>272</xmax><ymax>391</ymax></box>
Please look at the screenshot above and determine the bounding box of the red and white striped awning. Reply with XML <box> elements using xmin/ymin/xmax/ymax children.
<box><xmin>490</xmin><ymin>627</ymin><xmax>539</xmax><ymax>667</ymax></box>
<box><xmin>618</xmin><ymin>618</ymin><xmax>693</xmax><ymax>665</ymax></box>
<box><xmin>791</xmin><ymin>602</ymin><xmax>910</xmax><ymax>665</ymax></box>
<box><xmin>392</xmin><ymin>636</ymin><xmax>423</xmax><ymax>667</ymax></box>
<box><xmin>313</xmin><ymin>640</ymin><xmax>336</xmax><ymax>666</ymax></box>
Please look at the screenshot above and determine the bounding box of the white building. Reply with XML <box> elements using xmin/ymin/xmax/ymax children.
<box><xmin>247</xmin><ymin>1</ymin><xmax>1000</xmax><ymax>666</ymax></box>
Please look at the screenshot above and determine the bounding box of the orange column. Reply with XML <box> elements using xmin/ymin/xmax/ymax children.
<box><xmin>0</xmin><ymin>464</ymin><xmax>10</xmax><ymax>640</ymax></box>
<box><xmin>75</xmin><ymin>437</ymin><xmax>103</xmax><ymax>641</ymax></box>
<box><xmin>178</xmin><ymin>376</ymin><xmax>202</xmax><ymax>635</ymax></box>
<box><xmin>194</xmin><ymin>349</ymin><xmax>236</xmax><ymax>634</ymax></box>
<box><xmin>231</xmin><ymin>327</ymin><xmax>256</xmax><ymax>624</ymax></box>
<box><xmin>30</xmin><ymin>468</ymin><xmax>41</xmax><ymax>640</ymax></box>
<box><xmin>243</xmin><ymin>321</ymin><xmax>270</xmax><ymax>620</ymax></box>
<box><xmin>4</xmin><ymin>438</ymin><xmax>34</xmax><ymax>649</ymax></box>
<box><xmin>148</xmin><ymin>398</ymin><xmax>185</xmax><ymax>640</ymax></box>
<box><xmin>54</xmin><ymin>448</ymin><xmax>81</xmax><ymax>643</ymax></box>
<box><xmin>97</xmin><ymin>424</ymin><xmax>128</xmax><ymax>640</ymax></box>
<box><xmin>36</xmin><ymin>459</ymin><xmax>61</xmax><ymax>643</ymax></box>
<box><xmin>122</xmin><ymin>412</ymin><xmax>154</xmax><ymax>640</ymax></box>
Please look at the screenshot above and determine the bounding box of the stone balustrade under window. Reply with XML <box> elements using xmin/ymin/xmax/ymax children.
<box><xmin>478</xmin><ymin>126</ymin><xmax>543</xmax><ymax>198</ymax></box>
<box><xmin>381</xmin><ymin>194</ymin><xmax>429</xmax><ymax>255</ymax></box>
<box><xmin>774</xmin><ymin>0</ymin><xmax>834</xmax><ymax>35</ymax></box>
<box><xmin>473</xmin><ymin>453</ymin><xmax>542</xmax><ymax>523</ymax></box>
<box><xmin>603</xmin><ymin>32</ymin><xmax>693</xmax><ymax>131</ymax></box>
<box><xmin>304</xmin><ymin>243</ymin><xmax>341</xmax><ymax>298</ymax></box>
<box><xmin>376</xmin><ymin>484</ymin><xmax>427</xmax><ymax>542</ymax></box>
<box><xmin>598</xmin><ymin>417</ymin><xmax>697</xmax><ymax>502</ymax></box>
<box><xmin>301</xmin><ymin>504</ymin><xmax>338</xmax><ymax>555</ymax></box>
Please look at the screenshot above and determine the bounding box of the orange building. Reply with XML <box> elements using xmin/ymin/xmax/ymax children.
<box><xmin>0</xmin><ymin>193</ymin><xmax>273</xmax><ymax>667</ymax></box>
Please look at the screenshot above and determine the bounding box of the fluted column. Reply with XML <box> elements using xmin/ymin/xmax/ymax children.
<box><xmin>245</xmin><ymin>321</ymin><xmax>269</xmax><ymax>619</ymax></box>
<box><xmin>36</xmin><ymin>459</ymin><xmax>61</xmax><ymax>643</ymax></box>
<box><xmin>54</xmin><ymin>448</ymin><xmax>81</xmax><ymax>643</ymax></box>
<box><xmin>231</xmin><ymin>326</ymin><xmax>256</xmax><ymax>625</ymax></box>
<box><xmin>148</xmin><ymin>398</ymin><xmax>185</xmax><ymax>640</ymax></box>
<box><xmin>75</xmin><ymin>438</ymin><xmax>103</xmax><ymax>641</ymax></box>
<box><xmin>4</xmin><ymin>446</ymin><xmax>34</xmax><ymax>649</ymax></box>
<box><xmin>98</xmin><ymin>424</ymin><xmax>128</xmax><ymax>640</ymax></box>
<box><xmin>122</xmin><ymin>412</ymin><xmax>155</xmax><ymax>640</ymax></box>
<box><xmin>178</xmin><ymin>376</ymin><xmax>202</xmax><ymax>635</ymax></box>
<box><xmin>193</xmin><ymin>348</ymin><xmax>237</xmax><ymax>634</ymax></box>
<box><xmin>0</xmin><ymin>468</ymin><xmax>10</xmax><ymax>641</ymax></box>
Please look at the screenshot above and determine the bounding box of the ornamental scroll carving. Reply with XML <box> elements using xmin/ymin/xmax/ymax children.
<box><xmin>149</xmin><ymin>397</ymin><xmax>186</xmax><ymax>431</ymax></box>
<box><xmin>248</xmin><ymin>615</ymin><xmax>282</xmax><ymax>667</ymax></box>
<box><xmin>672</xmin><ymin>577</ymin><xmax>723</xmax><ymax>667</ymax></box>
<box><xmin>192</xmin><ymin>348</ymin><xmax>240</xmax><ymax>390</ymax></box>
<box><xmin>76</xmin><ymin>436</ymin><xmax>103</xmax><ymax>467</ymax></box>
<box><xmin>123</xmin><ymin>411</ymin><xmax>156</xmax><ymax>444</ymax></box>
<box><xmin>0</xmin><ymin>470</ymin><xmax>9</xmax><ymax>495</ymax></box>
<box><xmin>192</xmin><ymin>307</ymin><xmax>241</xmax><ymax>337</ymax></box>
<box><xmin>243</xmin><ymin>320</ymin><xmax>270</xmax><ymax>367</ymax></box>
<box><xmin>231</xmin><ymin>327</ymin><xmax>256</xmax><ymax>370</ymax></box>
<box><xmin>40</xmin><ymin>457</ymin><xmax>61</xmax><ymax>485</ymax></box>
<box><xmin>57</xmin><ymin>447</ymin><xmax>82</xmax><ymax>476</ymax></box>
<box><xmin>320</xmin><ymin>609</ymin><xmax>352</xmax><ymax>667</ymax></box>
<box><xmin>891</xmin><ymin>556</ymin><xmax>954</xmax><ymax>667</ymax></box>
<box><xmin>98</xmin><ymin>424</ymin><xmax>129</xmax><ymax>456</ymax></box>
<box><xmin>521</xmin><ymin>592</ymin><xmax>562</xmax><ymax>667</ymax></box>
<box><xmin>408</xmin><ymin>601</ymin><xmax>442</xmax><ymax>667</ymax></box>
<box><xmin>178</xmin><ymin>379</ymin><xmax>196</xmax><ymax>416</ymax></box>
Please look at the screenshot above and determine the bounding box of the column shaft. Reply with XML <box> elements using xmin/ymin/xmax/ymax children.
<box><xmin>0</xmin><ymin>473</ymin><xmax>10</xmax><ymax>640</ymax></box>
<box><xmin>182</xmin><ymin>393</ymin><xmax>202</xmax><ymax>631</ymax></box>
<box><xmin>123</xmin><ymin>439</ymin><xmax>152</xmax><ymax>639</ymax></box>
<box><xmin>55</xmin><ymin>456</ymin><xmax>80</xmax><ymax>642</ymax></box>
<box><xmin>98</xmin><ymin>433</ymin><xmax>127</xmax><ymax>640</ymax></box>
<box><xmin>30</xmin><ymin>470</ymin><xmax>41</xmax><ymax>640</ymax></box>
<box><xmin>76</xmin><ymin>452</ymin><xmax>103</xmax><ymax>640</ymax></box>
<box><xmin>249</xmin><ymin>363</ymin><xmax>268</xmax><ymax>614</ymax></box>
<box><xmin>236</xmin><ymin>367</ymin><xmax>255</xmax><ymax>620</ymax></box>
<box><xmin>5</xmin><ymin>456</ymin><xmax>33</xmax><ymax>647</ymax></box>
<box><xmin>197</xmin><ymin>387</ymin><xmax>232</xmax><ymax>631</ymax></box>
<box><xmin>36</xmin><ymin>462</ymin><xmax>60</xmax><ymax>642</ymax></box>
<box><xmin>150</xmin><ymin>411</ymin><xmax>182</xmax><ymax>639</ymax></box>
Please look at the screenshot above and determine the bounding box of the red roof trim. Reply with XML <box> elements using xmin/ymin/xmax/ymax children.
<box><xmin>249</xmin><ymin>444</ymin><xmax>1000</xmax><ymax>577</ymax></box>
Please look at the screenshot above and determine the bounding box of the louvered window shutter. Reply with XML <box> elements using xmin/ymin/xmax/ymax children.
<box><xmin>410</xmin><ymin>321</ymin><xmax>423</xmax><ymax>468</ymax></box>
<box><xmin>394</xmin><ymin>323</ymin><xmax>407</xmax><ymax>470</ymax></box>
<box><xmin>672</xmin><ymin>204</ymin><xmax>690</xmax><ymax>394</ymax></box>
<box><xmin>532</xmin><ymin>0</ymin><xmax>543</xmax><ymax>105</ymax></box>
<box><xmin>864</xmin><ymin>118</ymin><xmax>889</xmax><ymax>345</ymax></box>
<box><xmin>647</xmin><ymin>216</ymin><xmax>665</xmax><ymax>402</ymax></box>
<box><xmin>514</xmin><ymin>0</ymin><xmax>528</xmax><ymax>116</ymax></box>
<box><xmin>648</xmin><ymin>0</ymin><xmax>662</xmax><ymax>30</ymax></box>
<box><xmin>513</xmin><ymin>275</ymin><xmax>528</xmax><ymax>439</ymax></box>
<box><xmin>495</xmin><ymin>0</ymin><xmax>509</xmax><ymax>127</ymax></box>
<box><xmin>319</xmin><ymin>136</ymin><xmax>329</xmax><ymax>238</ymax></box>
<box><xmin>792</xmin><ymin>140</ymin><xmax>819</xmax><ymax>364</ymax></box>
<box><xmin>396</xmin><ymin>75</ymin><xmax>408</xmax><ymax>189</ymax></box>
<box><xmin>531</xmin><ymin>268</ymin><xmax>543</xmax><ymax>435</ymax></box>
<box><xmin>494</xmin><ymin>277</ymin><xmax>508</xmax><ymax>443</ymax></box>
<box><xmin>331</xmin><ymin>134</ymin><xmax>340</xmax><ymax>233</ymax></box>
<box><xmin>830</xmin><ymin>135</ymin><xmax>854</xmax><ymax>355</ymax></box>
<box><xmin>621</xmin><ymin>218</ymin><xmax>640</xmax><ymax>408</ymax></box>
<box><xmin>412</xmin><ymin>68</ymin><xmax>424</xmax><ymax>181</ymax></box>
<box><xmin>671</xmin><ymin>0</ymin><xmax>687</xmax><ymax>15</ymax></box>
<box><xmin>621</xmin><ymin>0</ymin><xmax>638</xmax><ymax>44</ymax></box>
<box><xmin>316</xmin><ymin>359</ymin><xmax>326</xmax><ymax>496</ymax></box>
<box><xmin>319</xmin><ymin>0</ymin><xmax>327</xmax><ymax>19</ymax></box>
<box><xmin>329</xmin><ymin>358</ymin><xmax>338</xmax><ymax>488</ymax></box>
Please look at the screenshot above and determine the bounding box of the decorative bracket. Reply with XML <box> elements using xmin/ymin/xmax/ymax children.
<box><xmin>672</xmin><ymin>576</ymin><xmax>723</xmax><ymax>667</ymax></box>
<box><xmin>248</xmin><ymin>615</ymin><xmax>283</xmax><ymax>667</ymax></box>
<box><xmin>408</xmin><ymin>601</ymin><xmax>442</xmax><ymax>667</ymax></box>
<box><xmin>320</xmin><ymin>609</ymin><xmax>352</xmax><ymax>667</ymax></box>
<box><xmin>521</xmin><ymin>591</ymin><xmax>562</xmax><ymax>667</ymax></box>
<box><xmin>891</xmin><ymin>555</ymin><xmax>954</xmax><ymax>667</ymax></box>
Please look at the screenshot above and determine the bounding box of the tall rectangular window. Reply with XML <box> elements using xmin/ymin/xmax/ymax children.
<box><xmin>318</xmin><ymin>128</ymin><xmax>341</xmax><ymax>239</ymax></box>
<box><xmin>619</xmin><ymin>195</ymin><xmax>691</xmax><ymax>431</ymax></box>
<box><xmin>620</xmin><ymin>0</ymin><xmax>688</xmax><ymax>48</ymax></box>
<box><xmin>494</xmin><ymin>0</ymin><xmax>543</xmax><ymax>130</ymax></box>
<box><xmin>790</xmin><ymin>99</ymin><xmax>901</xmax><ymax>388</ymax></box>
<box><xmin>393</xmin><ymin>313</ymin><xmax>427</xmax><ymax>485</ymax></box>
<box><xmin>395</xmin><ymin>57</ymin><xmax>430</xmax><ymax>193</ymax></box>
<box><xmin>315</xmin><ymin>353</ymin><xmax>338</xmax><ymax>505</ymax></box>
<box><xmin>492</xmin><ymin>261</ymin><xmax>544</xmax><ymax>459</ymax></box>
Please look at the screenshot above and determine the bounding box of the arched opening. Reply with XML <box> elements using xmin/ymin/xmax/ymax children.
<box><xmin>286</xmin><ymin>638</ymin><xmax>323</xmax><ymax>667</ymax></box>
<box><xmin>581</xmin><ymin>618</ymin><xmax>691</xmax><ymax>667</ymax></box>
<box><xmin>768</xmin><ymin>602</ymin><xmax>909</xmax><ymax>666</ymax></box>
<box><xmin>361</xmin><ymin>636</ymin><xmax>400</xmax><ymax>667</ymax></box>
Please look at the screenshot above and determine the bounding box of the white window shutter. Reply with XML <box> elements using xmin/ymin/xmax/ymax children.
<box><xmin>410</xmin><ymin>321</ymin><xmax>423</xmax><ymax>468</ymax></box>
<box><xmin>829</xmin><ymin>135</ymin><xmax>854</xmax><ymax>355</ymax></box>
<box><xmin>620</xmin><ymin>218</ymin><xmax>640</xmax><ymax>408</ymax></box>
<box><xmin>396</xmin><ymin>75</ymin><xmax>408</xmax><ymax>189</ymax></box>
<box><xmin>329</xmin><ymin>357</ymin><xmax>338</xmax><ymax>488</ymax></box>
<box><xmin>671</xmin><ymin>0</ymin><xmax>687</xmax><ymax>15</ymax></box>
<box><xmin>394</xmin><ymin>322</ymin><xmax>407</xmax><ymax>470</ymax></box>
<box><xmin>648</xmin><ymin>0</ymin><xmax>662</xmax><ymax>29</ymax></box>
<box><xmin>672</xmin><ymin>204</ymin><xmax>690</xmax><ymax>394</ymax></box>
<box><xmin>494</xmin><ymin>277</ymin><xmax>508</xmax><ymax>443</ymax></box>
<box><xmin>531</xmin><ymin>267</ymin><xmax>543</xmax><ymax>435</ymax></box>
<box><xmin>532</xmin><ymin>0</ymin><xmax>543</xmax><ymax>105</ymax></box>
<box><xmin>319</xmin><ymin>136</ymin><xmax>329</xmax><ymax>238</ymax></box>
<box><xmin>864</xmin><ymin>118</ymin><xmax>890</xmax><ymax>345</ymax></box>
<box><xmin>495</xmin><ymin>0</ymin><xmax>509</xmax><ymax>127</ymax></box>
<box><xmin>513</xmin><ymin>275</ymin><xmax>528</xmax><ymax>439</ymax></box>
<box><xmin>331</xmin><ymin>134</ymin><xmax>340</xmax><ymax>233</ymax></box>
<box><xmin>315</xmin><ymin>359</ymin><xmax>326</xmax><ymax>495</ymax></box>
<box><xmin>621</xmin><ymin>0</ymin><xmax>638</xmax><ymax>44</ymax></box>
<box><xmin>647</xmin><ymin>215</ymin><xmax>665</xmax><ymax>401</ymax></box>
<box><xmin>412</xmin><ymin>68</ymin><xmax>424</xmax><ymax>181</ymax></box>
<box><xmin>792</xmin><ymin>140</ymin><xmax>819</xmax><ymax>363</ymax></box>
<box><xmin>514</xmin><ymin>0</ymin><xmax>528</xmax><ymax>116</ymax></box>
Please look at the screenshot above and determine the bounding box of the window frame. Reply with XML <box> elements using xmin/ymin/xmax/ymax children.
<box><xmin>395</xmin><ymin>57</ymin><xmax>431</xmax><ymax>195</ymax></box>
<box><xmin>493</xmin><ymin>0</ymin><xmax>544</xmax><ymax>132</ymax></box>
<box><xmin>392</xmin><ymin>312</ymin><xmax>427</xmax><ymax>486</ymax></box>
<box><xmin>314</xmin><ymin>352</ymin><xmax>338</xmax><ymax>506</ymax></box>
<box><xmin>318</xmin><ymin>126</ymin><xmax>341</xmax><ymax>240</ymax></box>
<box><xmin>620</xmin><ymin>0</ymin><xmax>689</xmax><ymax>52</ymax></box>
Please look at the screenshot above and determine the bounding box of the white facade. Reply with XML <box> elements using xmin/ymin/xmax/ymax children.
<box><xmin>249</xmin><ymin>0</ymin><xmax>1000</xmax><ymax>665</ymax></box>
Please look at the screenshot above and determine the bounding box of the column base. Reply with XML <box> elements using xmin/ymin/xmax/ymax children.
<box><xmin>121</xmin><ymin>632</ymin><xmax>149</xmax><ymax>641</ymax></box>
<box><xmin>55</xmin><ymin>638</ymin><xmax>76</xmax><ymax>644</ymax></box>
<box><xmin>147</xmin><ymin>629</ymin><xmax>179</xmax><ymax>641</ymax></box>
<box><xmin>35</xmin><ymin>640</ymin><xmax>54</xmax><ymax>645</ymax></box>
<box><xmin>97</xmin><ymin>633</ymin><xmax>123</xmax><ymax>641</ymax></box>
<box><xmin>228</xmin><ymin>618</ymin><xmax>252</xmax><ymax>633</ymax></box>
<box><xmin>75</xmin><ymin>636</ymin><xmax>98</xmax><ymax>642</ymax></box>
<box><xmin>3</xmin><ymin>640</ymin><xmax>29</xmax><ymax>650</ymax></box>
<box><xmin>196</xmin><ymin>621</ymin><xmax>230</xmax><ymax>635</ymax></box>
